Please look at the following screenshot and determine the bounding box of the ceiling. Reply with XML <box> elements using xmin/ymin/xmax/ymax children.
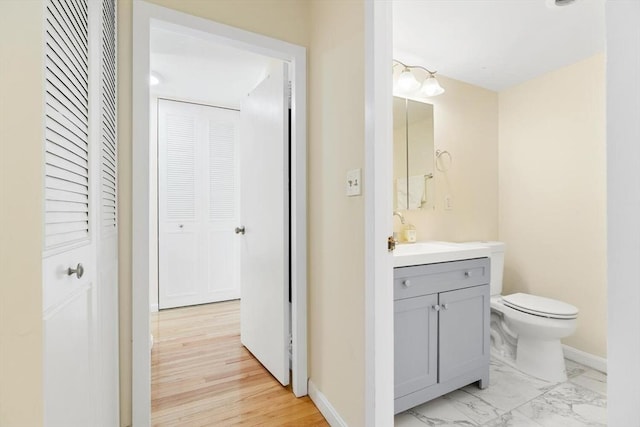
<box><xmin>150</xmin><ymin>2</ymin><xmax>605</xmax><ymax>101</ymax></box>
<box><xmin>150</xmin><ymin>27</ymin><xmax>270</xmax><ymax>108</ymax></box>
<box><xmin>393</xmin><ymin>0</ymin><xmax>605</xmax><ymax>91</ymax></box>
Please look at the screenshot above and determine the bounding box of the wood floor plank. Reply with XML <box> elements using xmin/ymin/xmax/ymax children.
<box><xmin>151</xmin><ymin>300</ymin><xmax>328</xmax><ymax>426</ymax></box>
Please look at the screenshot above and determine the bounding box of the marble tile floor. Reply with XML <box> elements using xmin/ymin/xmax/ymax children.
<box><xmin>395</xmin><ymin>357</ymin><xmax>607</xmax><ymax>427</ymax></box>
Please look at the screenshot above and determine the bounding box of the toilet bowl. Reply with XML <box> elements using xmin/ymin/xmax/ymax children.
<box><xmin>461</xmin><ymin>241</ymin><xmax>579</xmax><ymax>383</ymax></box>
<box><xmin>492</xmin><ymin>293</ymin><xmax>577</xmax><ymax>382</ymax></box>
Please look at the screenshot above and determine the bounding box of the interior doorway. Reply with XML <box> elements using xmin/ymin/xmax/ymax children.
<box><xmin>133</xmin><ymin>2</ymin><xmax>307</xmax><ymax>425</ymax></box>
<box><xmin>149</xmin><ymin>21</ymin><xmax>293</xmax><ymax>390</ymax></box>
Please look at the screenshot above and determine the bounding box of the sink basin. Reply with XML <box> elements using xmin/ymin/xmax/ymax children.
<box><xmin>393</xmin><ymin>241</ymin><xmax>491</xmax><ymax>267</ymax></box>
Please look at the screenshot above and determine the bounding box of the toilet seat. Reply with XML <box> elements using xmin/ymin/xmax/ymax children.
<box><xmin>502</xmin><ymin>293</ymin><xmax>578</xmax><ymax>320</ymax></box>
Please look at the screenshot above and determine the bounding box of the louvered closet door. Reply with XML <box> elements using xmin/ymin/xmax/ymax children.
<box><xmin>158</xmin><ymin>99</ymin><xmax>240</xmax><ymax>309</ymax></box>
<box><xmin>42</xmin><ymin>0</ymin><xmax>118</xmax><ymax>425</ymax></box>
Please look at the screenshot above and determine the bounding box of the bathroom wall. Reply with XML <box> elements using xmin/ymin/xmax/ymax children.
<box><xmin>0</xmin><ymin>2</ymin><xmax>44</xmax><ymax>425</ymax></box>
<box><xmin>396</xmin><ymin>55</ymin><xmax>606</xmax><ymax>359</ymax></box>
<box><xmin>498</xmin><ymin>54</ymin><xmax>606</xmax><ymax>358</ymax></box>
<box><xmin>308</xmin><ymin>0</ymin><xmax>366</xmax><ymax>425</ymax></box>
<box><xmin>394</xmin><ymin>75</ymin><xmax>499</xmax><ymax>242</ymax></box>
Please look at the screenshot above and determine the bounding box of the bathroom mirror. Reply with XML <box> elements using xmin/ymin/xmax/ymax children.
<box><xmin>393</xmin><ymin>97</ymin><xmax>435</xmax><ymax>210</ymax></box>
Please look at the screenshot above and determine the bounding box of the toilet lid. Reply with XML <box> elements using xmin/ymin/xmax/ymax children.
<box><xmin>502</xmin><ymin>293</ymin><xmax>578</xmax><ymax>319</ymax></box>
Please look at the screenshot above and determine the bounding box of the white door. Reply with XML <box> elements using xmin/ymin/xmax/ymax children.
<box><xmin>43</xmin><ymin>0</ymin><xmax>94</xmax><ymax>425</ymax></box>
<box><xmin>158</xmin><ymin>99</ymin><xmax>240</xmax><ymax>309</ymax></box>
<box><xmin>239</xmin><ymin>61</ymin><xmax>290</xmax><ymax>386</ymax></box>
<box><xmin>42</xmin><ymin>0</ymin><xmax>118</xmax><ymax>425</ymax></box>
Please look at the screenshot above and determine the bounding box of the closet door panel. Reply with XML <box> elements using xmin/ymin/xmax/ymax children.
<box><xmin>158</xmin><ymin>99</ymin><xmax>240</xmax><ymax>308</ymax></box>
<box><xmin>158</xmin><ymin>102</ymin><xmax>200</xmax><ymax>309</ymax></box>
<box><xmin>205</xmin><ymin>109</ymin><xmax>240</xmax><ymax>301</ymax></box>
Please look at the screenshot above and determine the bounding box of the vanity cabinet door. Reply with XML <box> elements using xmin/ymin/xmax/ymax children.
<box><xmin>394</xmin><ymin>294</ymin><xmax>439</xmax><ymax>398</ymax></box>
<box><xmin>438</xmin><ymin>285</ymin><xmax>490</xmax><ymax>383</ymax></box>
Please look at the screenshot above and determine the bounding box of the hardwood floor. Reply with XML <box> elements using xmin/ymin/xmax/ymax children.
<box><xmin>151</xmin><ymin>300</ymin><xmax>328</xmax><ymax>426</ymax></box>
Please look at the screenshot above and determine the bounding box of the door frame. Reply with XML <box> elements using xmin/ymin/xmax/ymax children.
<box><xmin>132</xmin><ymin>2</ymin><xmax>307</xmax><ymax>425</ymax></box>
<box><xmin>364</xmin><ymin>1</ymin><xmax>395</xmax><ymax>425</ymax></box>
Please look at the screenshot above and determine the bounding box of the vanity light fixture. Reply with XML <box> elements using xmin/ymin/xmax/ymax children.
<box><xmin>397</xmin><ymin>67</ymin><xmax>421</xmax><ymax>92</ymax></box>
<box><xmin>421</xmin><ymin>73</ymin><xmax>445</xmax><ymax>97</ymax></box>
<box><xmin>393</xmin><ymin>59</ymin><xmax>445</xmax><ymax>97</ymax></box>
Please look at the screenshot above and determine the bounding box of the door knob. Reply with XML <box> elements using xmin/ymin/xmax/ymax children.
<box><xmin>442</xmin><ymin>303</ymin><xmax>449</xmax><ymax>310</ymax></box>
<box><xmin>432</xmin><ymin>304</ymin><xmax>440</xmax><ymax>312</ymax></box>
<box><xmin>235</xmin><ymin>226</ymin><xmax>246</xmax><ymax>235</ymax></box>
<box><xmin>67</xmin><ymin>263</ymin><xmax>84</xmax><ymax>279</ymax></box>
<box><xmin>402</xmin><ymin>280</ymin><xmax>411</xmax><ymax>287</ymax></box>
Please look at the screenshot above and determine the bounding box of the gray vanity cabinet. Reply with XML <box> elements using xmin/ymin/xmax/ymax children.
<box><xmin>394</xmin><ymin>294</ymin><xmax>438</xmax><ymax>398</ymax></box>
<box><xmin>439</xmin><ymin>285</ymin><xmax>490</xmax><ymax>383</ymax></box>
<box><xmin>394</xmin><ymin>258</ymin><xmax>490</xmax><ymax>414</ymax></box>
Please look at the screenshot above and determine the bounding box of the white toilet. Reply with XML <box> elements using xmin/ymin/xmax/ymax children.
<box><xmin>467</xmin><ymin>241</ymin><xmax>579</xmax><ymax>383</ymax></box>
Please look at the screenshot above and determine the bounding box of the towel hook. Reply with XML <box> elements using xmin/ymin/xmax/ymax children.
<box><xmin>435</xmin><ymin>149</ymin><xmax>452</xmax><ymax>172</ymax></box>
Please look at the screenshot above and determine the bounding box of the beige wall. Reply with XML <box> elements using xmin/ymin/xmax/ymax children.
<box><xmin>394</xmin><ymin>75</ymin><xmax>499</xmax><ymax>242</ymax></box>
<box><xmin>0</xmin><ymin>1</ymin><xmax>44</xmax><ymax>425</ymax></box>
<box><xmin>308</xmin><ymin>0</ymin><xmax>365</xmax><ymax>425</ymax></box>
<box><xmin>499</xmin><ymin>54</ymin><xmax>607</xmax><ymax>357</ymax></box>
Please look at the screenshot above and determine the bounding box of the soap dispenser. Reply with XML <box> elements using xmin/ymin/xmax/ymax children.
<box><xmin>403</xmin><ymin>223</ymin><xmax>417</xmax><ymax>243</ymax></box>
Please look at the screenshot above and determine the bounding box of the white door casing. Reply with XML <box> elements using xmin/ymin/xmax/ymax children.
<box><xmin>158</xmin><ymin>99</ymin><xmax>240</xmax><ymax>309</ymax></box>
<box><xmin>43</xmin><ymin>0</ymin><xmax>118</xmax><ymax>425</ymax></box>
<box><xmin>364</xmin><ymin>1</ymin><xmax>395</xmax><ymax>425</ymax></box>
<box><xmin>133</xmin><ymin>5</ymin><xmax>308</xmax><ymax>422</ymax></box>
<box><xmin>239</xmin><ymin>61</ymin><xmax>290</xmax><ymax>386</ymax></box>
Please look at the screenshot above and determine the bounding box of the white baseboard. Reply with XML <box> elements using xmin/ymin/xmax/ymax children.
<box><xmin>563</xmin><ymin>344</ymin><xmax>607</xmax><ymax>373</ymax></box>
<box><xmin>308</xmin><ymin>380</ymin><xmax>348</xmax><ymax>427</ymax></box>
<box><xmin>150</xmin><ymin>303</ymin><xmax>158</xmax><ymax>313</ymax></box>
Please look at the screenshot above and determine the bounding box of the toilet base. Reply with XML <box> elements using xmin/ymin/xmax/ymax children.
<box><xmin>516</xmin><ymin>337</ymin><xmax>567</xmax><ymax>383</ymax></box>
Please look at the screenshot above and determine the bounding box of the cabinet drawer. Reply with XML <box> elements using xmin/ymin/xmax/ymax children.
<box><xmin>394</xmin><ymin>258</ymin><xmax>490</xmax><ymax>300</ymax></box>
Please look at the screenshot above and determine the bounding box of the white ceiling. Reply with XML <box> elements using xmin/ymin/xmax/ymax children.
<box><xmin>150</xmin><ymin>27</ymin><xmax>271</xmax><ymax>108</ymax></box>
<box><xmin>393</xmin><ymin>0</ymin><xmax>605</xmax><ymax>91</ymax></box>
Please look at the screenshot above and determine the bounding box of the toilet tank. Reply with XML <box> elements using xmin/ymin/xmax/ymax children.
<box><xmin>464</xmin><ymin>241</ymin><xmax>505</xmax><ymax>296</ymax></box>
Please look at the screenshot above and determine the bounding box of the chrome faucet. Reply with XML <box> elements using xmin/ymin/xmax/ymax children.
<box><xmin>393</xmin><ymin>211</ymin><xmax>406</xmax><ymax>225</ymax></box>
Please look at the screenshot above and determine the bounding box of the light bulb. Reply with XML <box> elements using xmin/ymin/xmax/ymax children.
<box><xmin>397</xmin><ymin>68</ymin><xmax>420</xmax><ymax>92</ymax></box>
<box><xmin>421</xmin><ymin>75</ymin><xmax>445</xmax><ymax>97</ymax></box>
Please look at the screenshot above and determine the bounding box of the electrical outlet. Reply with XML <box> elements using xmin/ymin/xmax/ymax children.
<box><xmin>444</xmin><ymin>194</ymin><xmax>453</xmax><ymax>210</ymax></box>
<box><xmin>346</xmin><ymin>168</ymin><xmax>362</xmax><ymax>196</ymax></box>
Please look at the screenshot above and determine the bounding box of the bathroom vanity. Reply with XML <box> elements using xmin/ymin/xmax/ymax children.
<box><xmin>393</xmin><ymin>242</ymin><xmax>491</xmax><ymax>414</ymax></box>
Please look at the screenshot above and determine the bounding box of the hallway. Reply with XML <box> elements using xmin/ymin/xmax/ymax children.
<box><xmin>151</xmin><ymin>301</ymin><xmax>327</xmax><ymax>426</ymax></box>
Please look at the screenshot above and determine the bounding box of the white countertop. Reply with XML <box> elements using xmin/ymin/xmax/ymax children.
<box><xmin>393</xmin><ymin>241</ymin><xmax>491</xmax><ymax>268</ymax></box>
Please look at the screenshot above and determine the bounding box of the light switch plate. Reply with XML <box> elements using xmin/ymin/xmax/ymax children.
<box><xmin>444</xmin><ymin>194</ymin><xmax>453</xmax><ymax>210</ymax></box>
<box><xmin>346</xmin><ymin>168</ymin><xmax>362</xmax><ymax>196</ymax></box>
